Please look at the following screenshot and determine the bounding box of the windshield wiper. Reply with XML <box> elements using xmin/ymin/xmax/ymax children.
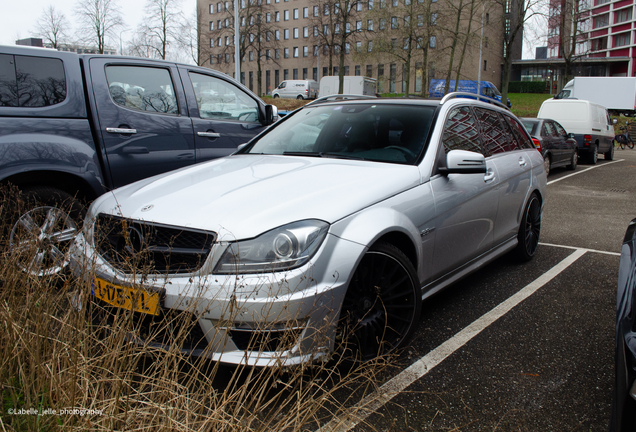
<box><xmin>282</xmin><ymin>151</ymin><xmax>367</xmax><ymax>160</ymax></box>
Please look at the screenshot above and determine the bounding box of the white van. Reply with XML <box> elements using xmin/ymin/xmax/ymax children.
<box><xmin>319</xmin><ymin>76</ymin><xmax>377</xmax><ymax>97</ymax></box>
<box><xmin>272</xmin><ymin>80</ymin><xmax>319</xmax><ymax>99</ymax></box>
<box><xmin>537</xmin><ymin>99</ymin><xmax>615</xmax><ymax>164</ymax></box>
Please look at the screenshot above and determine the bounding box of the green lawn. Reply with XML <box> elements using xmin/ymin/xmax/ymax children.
<box><xmin>508</xmin><ymin>93</ymin><xmax>554</xmax><ymax>118</ymax></box>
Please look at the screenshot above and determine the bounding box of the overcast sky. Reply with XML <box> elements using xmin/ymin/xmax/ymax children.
<box><xmin>2</xmin><ymin>0</ymin><xmax>541</xmax><ymax>59</ymax></box>
<box><xmin>0</xmin><ymin>0</ymin><xmax>147</xmax><ymax>50</ymax></box>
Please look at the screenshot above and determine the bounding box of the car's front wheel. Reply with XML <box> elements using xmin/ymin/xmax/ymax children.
<box><xmin>337</xmin><ymin>242</ymin><xmax>421</xmax><ymax>363</ymax></box>
<box><xmin>515</xmin><ymin>193</ymin><xmax>541</xmax><ymax>262</ymax></box>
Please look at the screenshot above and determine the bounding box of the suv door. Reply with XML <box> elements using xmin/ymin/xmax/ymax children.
<box><xmin>184</xmin><ymin>70</ymin><xmax>266</xmax><ymax>161</ymax></box>
<box><xmin>89</xmin><ymin>59</ymin><xmax>195</xmax><ymax>188</ymax></box>
<box><xmin>429</xmin><ymin>105</ymin><xmax>499</xmax><ymax>280</ymax></box>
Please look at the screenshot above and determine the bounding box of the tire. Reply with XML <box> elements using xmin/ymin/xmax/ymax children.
<box><xmin>587</xmin><ymin>144</ymin><xmax>598</xmax><ymax>164</ymax></box>
<box><xmin>515</xmin><ymin>193</ymin><xmax>541</xmax><ymax>262</ymax></box>
<box><xmin>9</xmin><ymin>187</ymin><xmax>84</xmax><ymax>277</ymax></box>
<box><xmin>296</xmin><ymin>95</ymin><xmax>304</xmax><ymax>100</ymax></box>
<box><xmin>273</xmin><ymin>94</ymin><xmax>279</xmax><ymax>98</ymax></box>
<box><xmin>567</xmin><ymin>150</ymin><xmax>577</xmax><ymax>170</ymax></box>
<box><xmin>543</xmin><ymin>154</ymin><xmax>551</xmax><ymax>176</ymax></box>
<box><xmin>605</xmin><ymin>141</ymin><xmax>615</xmax><ymax>160</ymax></box>
<box><xmin>337</xmin><ymin>242</ymin><xmax>421</xmax><ymax>363</ymax></box>
<box><xmin>629</xmin><ymin>136</ymin><xmax>635</xmax><ymax>150</ymax></box>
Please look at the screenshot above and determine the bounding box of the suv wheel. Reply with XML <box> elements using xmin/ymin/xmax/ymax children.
<box><xmin>605</xmin><ymin>142</ymin><xmax>614</xmax><ymax>160</ymax></box>
<box><xmin>9</xmin><ymin>187</ymin><xmax>84</xmax><ymax>277</ymax></box>
<box><xmin>588</xmin><ymin>144</ymin><xmax>598</xmax><ymax>164</ymax></box>
<box><xmin>337</xmin><ymin>242</ymin><xmax>421</xmax><ymax>363</ymax></box>
<box><xmin>296</xmin><ymin>95</ymin><xmax>304</xmax><ymax>100</ymax></box>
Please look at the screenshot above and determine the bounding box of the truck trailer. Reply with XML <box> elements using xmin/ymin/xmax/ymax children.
<box><xmin>319</xmin><ymin>76</ymin><xmax>377</xmax><ymax>97</ymax></box>
<box><xmin>555</xmin><ymin>77</ymin><xmax>636</xmax><ymax>115</ymax></box>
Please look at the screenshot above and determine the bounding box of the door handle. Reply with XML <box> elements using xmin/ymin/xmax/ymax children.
<box><xmin>107</xmin><ymin>127</ymin><xmax>137</xmax><ymax>134</ymax></box>
<box><xmin>518</xmin><ymin>157</ymin><xmax>527</xmax><ymax>167</ymax></box>
<box><xmin>484</xmin><ymin>169</ymin><xmax>495</xmax><ymax>183</ymax></box>
<box><xmin>197</xmin><ymin>131</ymin><xmax>221</xmax><ymax>138</ymax></box>
<box><xmin>121</xmin><ymin>146</ymin><xmax>149</xmax><ymax>154</ymax></box>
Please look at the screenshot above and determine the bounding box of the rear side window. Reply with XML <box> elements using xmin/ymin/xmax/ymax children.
<box><xmin>105</xmin><ymin>66</ymin><xmax>178</xmax><ymax>114</ymax></box>
<box><xmin>553</xmin><ymin>121</ymin><xmax>567</xmax><ymax>137</ymax></box>
<box><xmin>442</xmin><ymin>106</ymin><xmax>484</xmax><ymax>154</ymax></box>
<box><xmin>474</xmin><ymin>107</ymin><xmax>517</xmax><ymax>155</ymax></box>
<box><xmin>0</xmin><ymin>54</ymin><xmax>66</xmax><ymax>107</ymax></box>
<box><xmin>504</xmin><ymin>115</ymin><xmax>534</xmax><ymax>149</ymax></box>
<box><xmin>542</xmin><ymin>121</ymin><xmax>556</xmax><ymax>137</ymax></box>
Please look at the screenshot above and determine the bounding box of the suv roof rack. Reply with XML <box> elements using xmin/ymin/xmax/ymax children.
<box><xmin>440</xmin><ymin>92</ymin><xmax>510</xmax><ymax>111</ymax></box>
<box><xmin>306</xmin><ymin>94</ymin><xmax>377</xmax><ymax>106</ymax></box>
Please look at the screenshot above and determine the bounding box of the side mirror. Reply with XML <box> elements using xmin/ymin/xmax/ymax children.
<box><xmin>439</xmin><ymin>150</ymin><xmax>487</xmax><ymax>175</ymax></box>
<box><xmin>568</xmin><ymin>133</ymin><xmax>575</xmax><ymax>139</ymax></box>
<box><xmin>265</xmin><ymin>104</ymin><xmax>279</xmax><ymax>125</ymax></box>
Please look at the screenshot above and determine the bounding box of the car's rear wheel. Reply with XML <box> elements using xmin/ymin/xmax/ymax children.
<box><xmin>515</xmin><ymin>193</ymin><xmax>541</xmax><ymax>262</ymax></box>
<box><xmin>605</xmin><ymin>142</ymin><xmax>614</xmax><ymax>160</ymax></box>
<box><xmin>296</xmin><ymin>95</ymin><xmax>304</xmax><ymax>100</ymax></box>
<box><xmin>587</xmin><ymin>144</ymin><xmax>598</xmax><ymax>164</ymax></box>
<box><xmin>543</xmin><ymin>154</ymin><xmax>551</xmax><ymax>176</ymax></box>
<box><xmin>9</xmin><ymin>187</ymin><xmax>84</xmax><ymax>277</ymax></box>
<box><xmin>567</xmin><ymin>150</ymin><xmax>577</xmax><ymax>170</ymax></box>
<box><xmin>337</xmin><ymin>242</ymin><xmax>421</xmax><ymax>363</ymax></box>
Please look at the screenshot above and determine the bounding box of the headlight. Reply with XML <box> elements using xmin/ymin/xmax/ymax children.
<box><xmin>214</xmin><ymin>220</ymin><xmax>329</xmax><ymax>274</ymax></box>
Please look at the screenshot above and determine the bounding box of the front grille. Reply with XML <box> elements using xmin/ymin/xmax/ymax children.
<box><xmin>94</xmin><ymin>214</ymin><xmax>216</xmax><ymax>275</ymax></box>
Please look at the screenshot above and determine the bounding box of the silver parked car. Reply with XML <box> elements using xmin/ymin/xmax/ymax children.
<box><xmin>70</xmin><ymin>93</ymin><xmax>546</xmax><ymax>366</ymax></box>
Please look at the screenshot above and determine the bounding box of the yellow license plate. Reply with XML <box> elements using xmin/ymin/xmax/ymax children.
<box><xmin>92</xmin><ymin>277</ymin><xmax>161</xmax><ymax>316</ymax></box>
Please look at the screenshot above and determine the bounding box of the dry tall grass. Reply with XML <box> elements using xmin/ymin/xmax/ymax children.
<box><xmin>0</xmin><ymin>187</ymin><xmax>392</xmax><ymax>431</ymax></box>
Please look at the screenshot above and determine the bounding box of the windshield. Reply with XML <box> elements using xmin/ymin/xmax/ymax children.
<box><xmin>245</xmin><ymin>104</ymin><xmax>435</xmax><ymax>164</ymax></box>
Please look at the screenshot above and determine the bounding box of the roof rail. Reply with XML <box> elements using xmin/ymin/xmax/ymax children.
<box><xmin>306</xmin><ymin>94</ymin><xmax>377</xmax><ymax>106</ymax></box>
<box><xmin>440</xmin><ymin>92</ymin><xmax>510</xmax><ymax>111</ymax></box>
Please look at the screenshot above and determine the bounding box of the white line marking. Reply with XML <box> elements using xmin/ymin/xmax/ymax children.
<box><xmin>547</xmin><ymin>159</ymin><xmax>624</xmax><ymax>185</ymax></box>
<box><xmin>317</xmin><ymin>249</ymin><xmax>587</xmax><ymax>432</ymax></box>
<box><xmin>539</xmin><ymin>242</ymin><xmax>621</xmax><ymax>256</ymax></box>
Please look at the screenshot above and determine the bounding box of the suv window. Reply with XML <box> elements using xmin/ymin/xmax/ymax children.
<box><xmin>0</xmin><ymin>54</ymin><xmax>66</xmax><ymax>107</ymax></box>
<box><xmin>442</xmin><ymin>106</ymin><xmax>484</xmax><ymax>154</ymax></box>
<box><xmin>106</xmin><ymin>66</ymin><xmax>178</xmax><ymax>114</ymax></box>
<box><xmin>189</xmin><ymin>72</ymin><xmax>259</xmax><ymax>122</ymax></box>
<box><xmin>474</xmin><ymin>107</ymin><xmax>517</xmax><ymax>155</ymax></box>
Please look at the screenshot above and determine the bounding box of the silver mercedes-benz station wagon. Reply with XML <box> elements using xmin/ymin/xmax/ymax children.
<box><xmin>70</xmin><ymin>93</ymin><xmax>546</xmax><ymax>366</ymax></box>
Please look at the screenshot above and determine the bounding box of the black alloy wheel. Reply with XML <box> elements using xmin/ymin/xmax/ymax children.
<box><xmin>516</xmin><ymin>193</ymin><xmax>541</xmax><ymax>262</ymax></box>
<box><xmin>338</xmin><ymin>242</ymin><xmax>421</xmax><ymax>363</ymax></box>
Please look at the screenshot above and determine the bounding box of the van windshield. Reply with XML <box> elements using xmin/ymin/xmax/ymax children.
<box><xmin>244</xmin><ymin>104</ymin><xmax>435</xmax><ymax>164</ymax></box>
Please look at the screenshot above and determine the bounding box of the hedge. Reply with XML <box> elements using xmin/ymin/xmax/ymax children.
<box><xmin>508</xmin><ymin>81</ymin><xmax>547</xmax><ymax>93</ymax></box>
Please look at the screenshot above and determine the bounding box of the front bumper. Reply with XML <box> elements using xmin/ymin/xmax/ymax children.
<box><xmin>69</xmin><ymin>231</ymin><xmax>364</xmax><ymax>366</ymax></box>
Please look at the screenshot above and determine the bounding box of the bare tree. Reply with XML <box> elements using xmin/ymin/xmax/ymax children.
<box><xmin>75</xmin><ymin>0</ymin><xmax>124</xmax><ymax>53</ymax></box>
<box><xmin>554</xmin><ymin>0</ymin><xmax>591</xmax><ymax>82</ymax></box>
<box><xmin>453</xmin><ymin>0</ymin><xmax>479</xmax><ymax>86</ymax></box>
<box><xmin>129</xmin><ymin>0</ymin><xmax>184</xmax><ymax>60</ymax></box>
<box><xmin>34</xmin><ymin>5</ymin><xmax>70</xmax><ymax>49</ymax></box>
<box><xmin>176</xmin><ymin>6</ymin><xmax>208</xmax><ymax>66</ymax></box>
<box><xmin>333</xmin><ymin>0</ymin><xmax>364</xmax><ymax>93</ymax></box>
<box><xmin>310</xmin><ymin>0</ymin><xmax>339</xmax><ymax>77</ymax></box>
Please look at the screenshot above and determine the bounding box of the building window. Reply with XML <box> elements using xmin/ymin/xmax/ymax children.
<box><xmin>391</xmin><ymin>17</ymin><xmax>398</xmax><ymax>28</ymax></box>
<box><xmin>284</xmin><ymin>47</ymin><xmax>289</xmax><ymax>58</ymax></box>
<box><xmin>294</xmin><ymin>28</ymin><xmax>299</xmax><ymax>38</ymax></box>
<box><xmin>357</xmin><ymin>2</ymin><xmax>363</xmax><ymax>11</ymax></box>
<box><xmin>431</xmin><ymin>12</ymin><xmax>437</xmax><ymax>25</ymax></box>
<box><xmin>614</xmin><ymin>32</ymin><xmax>631</xmax><ymax>47</ymax></box>
<box><xmin>303</xmin><ymin>68</ymin><xmax>308</xmax><ymax>79</ymax></box>
<box><xmin>596</xmin><ymin>0</ymin><xmax>610</xmax><ymax>5</ymax></box>
<box><xmin>335</xmin><ymin>23</ymin><xmax>340</xmax><ymax>34</ymax></box>
<box><xmin>266</xmin><ymin>12</ymin><xmax>271</xmax><ymax>22</ymax></box>
<box><xmin>304</xmin><ymin>26</ymin><xmax>309</xmax><ymax>37</ymax></box>
<box><xmin>209</xmin><ymin>21</ymin><xmax>214</xmax><ymax>30</ymax></box>
<box><xmin>368</xmin><ymin>19</ymin><xmax>374</xmax><ymax>30</ymax></box>
<box><xmin>217</xmin><ymin>2</ymin><xmax>222</xmax><ymax>13</ymax></box>
<box><xmin>209</xmin><ymin>4</ymin><xmax>214</xmax><ymax>14</ymax></box>
<box><xmin>284</xmin><ymin>69</ymin><xmax>289</xmax><ymax>80</ymax></box>
<box><xmin>313</xmin><ymin>45</ymin><xmax>319</xmax><ymax>56</ymax></box>
<box><xmin>249</xmin><ymin>51</ymin><xmax>254</xmax><ymax>61</ymax></box>
<box><xmin>275</xmin><ymin>30</ymin><xmax>280</xmax><ymax>40</ymax></box>
<box><xmin>355</xmin><ymin>65</ymin><xmax>361</xmax><ymax>75</ymax></box>
<box><xmin>430</xmin><ymin>36</ymin><xmax>436</xmax><ymax>48</ymax></box>
<box><xmin>323</xmin><ymin>66</ymin><xmax>328</xmax><ymax>77</ymax></box>
<box><xmin>356</xmin><ymin>20</ymin><xmax>362</xmax><ymax>31</ymax></box>
<box><xmin>303</xmin><ymin>7</ymin><xmax>308</xmax><ymax>18</ymax></box>
<box><xmin>593</xmin><ymin>13</ymin><xmax>608</xmax><ymax>28</ymax></box>
<box><xmin>293</xmin><ymin>46</ymin><xmax>299</xmax><ymax>57</ymax></box>
<box><xmin>323</xmin><ymin>24</ymin><xmax>330</xmax><ymax>35</ymax></box>
<box><xmin>313</xmin><ymin>67</ymin><xmax>318</xmax><ymax>81</ymax></box>
<box><xmin>275</xmin><ymin>11</ymin><xmax>280</xmax><ymax>21</ymax></box>
<box><xmin>284</xmin><ymin>10</ymin><xmax>289</xmax><ymax>20</ymax></box>
<box><xmin>210</xmin><ymin>38</ymin><xmax>214</xmax><ymax>47</ymax></box>
<box><xmin>366</xmin><ymin>64</ymin><xmax>373</xmax><ymax>77</ymax></box>
<box><xmin>314</xmin><ymin>26</ymin><xmax>319</xmax><ymax>36</ymax></box>
<box><xmin>345</xmin><ymin>43</ymin><xmax>350</xmax><ymax>53</ymax></box>
<box><xmin>368</xmin><ymin>41</ymin><xmax>373</xmax><ymax>52</ymax></box>
<box><xmin>380</xmin><ymin>18</ymin><xmax>386</xmax><ymax>30</ymax></box>
<box><xmin>615</xmin><ymin>8</ymin><xmax>632</xmax><ymax>24</ymax></box>
<box><xmin>417</xmin><ymin>15</ymin><xmax>423</xmax><ymax>26</ymax></box>
<box><xmin>483</xmin><ymin>60</ymin><xmax>487</xmax><ymax>71</ymax></box>
<box><xmin>293</xmin><ymin>8</ymin><xmax>299</xmax><ymax>19</ymax></box>
<box><xmin>486</xmin><ymin>13</ymin><xmax>489</xmax><ymax>24</ymax></box>
<box><xmin>391</xmin><ymin>38</ymin><xmax>397</xmax><ymax>48</ymax></box>
<box><xmin>275</xmin><ymin>48</ymin><xmax>280</xmax><ymax>58</ymax></box>
<box><xmin>392</xmin><ymin>0</ymin><xmax>398</xmax><ymax>6</ymax></box>
<box><xmin>324</xmin><ymin>4</ymin><xmax>329</xmax><ymax>15</ymax></box>
<box><xmin>403</xmin><ymin>38</ymin><xmax>409</xmax><ymax>49</ymax></box>
<box><xmin>592</xmin><ymin>36</ymin><xmax>608</xmax><ymax>51</ymax></box>
<box><xmin>356</xmin><ymin>41</ymin><xmax>362</xmax><ymax>52</ymax></box>
<box><xmin>314</xmin><ymin>5</ymin><xmax>319</xmax><ymax>16</ymax></box>
<box><xmin>266</xmin><ymin>49</ymin><xmax>271</xmax><ymax>59</ymax></box>
<box><xmin>293</xmin><ymin>68</ymin><xmax>298</xmax><ymax>79</ymax></box>
<box><xmin>303</xmin><ymin>46</ymin><xmax>309</xmax><ymax>56</ymax></box>
<box><xmin>284</xmin><ymin>29</ymin><xmax>289</xmax><ymax>39</ymax></box>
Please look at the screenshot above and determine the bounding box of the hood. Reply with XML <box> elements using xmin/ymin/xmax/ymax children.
<box><xmin>92</xmin><ymin>154</ymin><xmax>421</xmax><ymax>240</ymax></box>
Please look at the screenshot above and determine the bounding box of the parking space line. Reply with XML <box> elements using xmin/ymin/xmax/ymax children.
<box><xmin>547</xmin><ymin>159</ymin><xmax>625</xmax><ymax>185</ymax></box>
<box><xmin>539</xmin><ymin>242</ymin><xmax>621</xmax><ymax>257</ymax></box>
<box><xmin>316</xmin><ymin>249</ymin><xmax>587</xmax><ymax>432</ymax></box>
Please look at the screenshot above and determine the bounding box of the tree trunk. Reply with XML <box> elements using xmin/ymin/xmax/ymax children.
<box><xmin>454</xmin><ymin>0</ymin><xmax>476</xmax><ymax>89</ymax></box>
<box><xmin>444</xmin><ymin>0</ymin><xmax>464</xmax><ymax>94</ymax></box>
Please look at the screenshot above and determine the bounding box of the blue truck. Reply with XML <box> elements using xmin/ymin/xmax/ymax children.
<box><xmin>429</xmin><ymin>79</ymin><xmax>512</xmax><ymax>108</ymax></box>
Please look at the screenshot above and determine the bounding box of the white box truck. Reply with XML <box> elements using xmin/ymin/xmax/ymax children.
<box><xmin>319</xmin><ymin>76</ymin><xmax>377</xmax><ymax>97</ymax></box>
<box><xmin>555</xmin><ymin>77</ymin><xmax>636</xmax><ymax>115</ymax></box>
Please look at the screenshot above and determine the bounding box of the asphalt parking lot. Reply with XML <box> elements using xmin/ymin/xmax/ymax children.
<box><xmin>318</xmin><ymin>149</ymin><xmax>636</xmax><ymax>432</ymax></box>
